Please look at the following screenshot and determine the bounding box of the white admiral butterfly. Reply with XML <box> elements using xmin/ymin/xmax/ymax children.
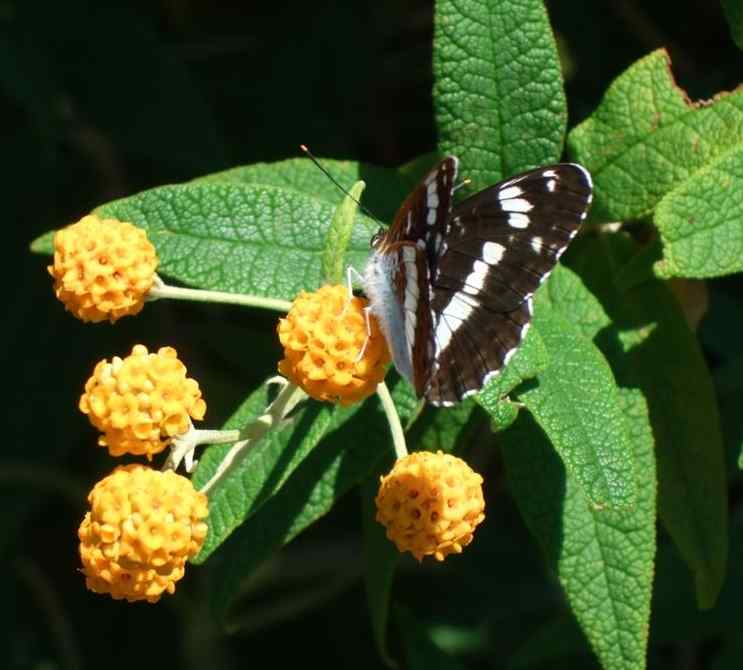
<box><xmin>363</xmin><ymin>156</ymin><xmax>593</xmax><ymax>406</ymax></box>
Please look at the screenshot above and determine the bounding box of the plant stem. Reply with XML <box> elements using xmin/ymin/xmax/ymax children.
<box><xmin>376</xmin><ymin>381</ymin><xmax>408</xmax><ymax>460</ymax></box>
<box><xmin>148</xmin><ymin>275</ymin><xmax>292</xmax><ymax>312</ymax></box>
<box><xmin>199</xmin><ymin>381</ymin><xmax>308</xmax><ymax>495</ymax></box>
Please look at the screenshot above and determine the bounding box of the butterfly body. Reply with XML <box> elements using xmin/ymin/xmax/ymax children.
<box><xmin>364</xmin><ymin>157</ymin><xmax>593</xmax><ymax>406</ymax></box>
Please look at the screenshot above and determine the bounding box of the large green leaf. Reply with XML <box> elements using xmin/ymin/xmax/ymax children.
<box><xmin>200</xmin><ymin>377</ymin><xmax>418</xmax><ymax>622</ymax></box>
<box><xmin>193</xmin><ymin>156</ymin><xmax>414</xmax><ymax>221</ymax></box>
<box><xmin>433</xmin><ymin>0</ymin><xmax>566</xmax><ymax>188</ymax></box>
<box><xmin>502</xmin><ymin>389</ymin><xmax>656</xmax><ymax>670</ymax></box>
<box><xmin>654</xmin><ymin>144</ymin><xmax>743</xmax><ymax>278</ymax></box>
<box><xmin>568</xmin><ymin>49</ymin><xmax>743</xmax><ymax>225</ymax></box>
<box><xmin>516</xmin><ymin>299</ymin><xmax>636</xmax><ymax>510</ymax></box>
<box><xmin>564</xmin><ymin>233</ymin><xmax>728</xmax><ymax>608</ymax></box>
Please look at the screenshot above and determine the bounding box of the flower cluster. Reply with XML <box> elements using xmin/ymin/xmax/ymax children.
<box><xmin>277</xmin><ymin>284</ymin><xmax>390</xmax><ymax>405</ymax></box>
<box><xmin>375</xmin><ymin>451</ymin><xmax>485</xmax><ymax>561</ymax></box>
<box><xmin>79</xmin><ymin>344</ymin><xmax>206</xmax><ymax>459</ymax></box>
<box><xmin>48</xmin><ymin>215</ymin><xmax>157</xmax><ymax>323</ymax></box>
<box><xmin>48</xmin><ymin>207</ymin><xmax>487</xmax><ymax>609</ymax></box>
<box><xmin>78</xmin><ymin>465</ymin><xmax>208</xmax><ymax>603</ymax></box>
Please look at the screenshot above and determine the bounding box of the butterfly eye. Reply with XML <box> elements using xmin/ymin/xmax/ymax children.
<box><xmin>370</xmin><ymin>227</ymin><xmax>386</xmax><ymax>248</ymax></box>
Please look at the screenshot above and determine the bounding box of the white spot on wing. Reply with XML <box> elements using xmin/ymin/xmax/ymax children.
<box><xmin>508</xmin><ymin>213</ymin><xmax>530</xmax><ymax>229</ymax></box>
<box><xmin>506</xmin><ymin>198</ymin><xmax>533</xmax><ymax>213</ymax></box>
<box><xmin>464</xmin><ymin>260</ymin><xmax>489</xmax><ymax>291</ymax></box>
<box><xmin>482</xmin><ymin>241</ymin><xmax>506</xmax><ymax>264</ymax></box>
<box><xmin>546</xmin><ymin>179</ymin><xmax>557</xmax><ymax>192</ymax></box>
<box><xmin>499</xmin><ymin>185</ymin><xmax>523</xmax><ymax>200</ymax></box>
<box><xmin>530</xmin><ymin>236</ymin><xmax>543</xmax><ymax>253</ymax></box>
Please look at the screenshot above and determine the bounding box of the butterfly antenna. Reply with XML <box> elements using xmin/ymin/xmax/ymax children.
<box><xmin>299</xmin><ymin>145</ymin><xmax>385</xmax><ymax>226</ymax></box>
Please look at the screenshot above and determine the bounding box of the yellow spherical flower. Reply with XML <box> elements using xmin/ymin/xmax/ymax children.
<box><xmin>375</xmin><ymin>451</ymin><xmax>485</xmax><ymax>561</ymax></box>
<box><xmin>79</xmin><ymin>345</ymin><xmax>206</xmax><ymax>459</ymax></box>
<box><xmin>48</xmin><ymin>214</ymin><xmax>158</xmax><ymax>323</ymax></box>
<box><xmin>78</xmin><ymin>464</ymin><xmax>209</xmax><ymax>603</ymax></box>
<box><xmin>277</xmin><ymin>284</ymin><xmax>390</xmax><ymax>405</ymax></box>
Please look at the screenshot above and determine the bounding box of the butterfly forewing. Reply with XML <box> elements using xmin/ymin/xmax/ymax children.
<box><xmin>424</xmin><ymin>163</ymin><xmax>593</xmax><ymax>405</ymax></box>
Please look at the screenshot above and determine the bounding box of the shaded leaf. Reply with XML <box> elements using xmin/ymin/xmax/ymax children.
<box><xmin>722</xmin><ymin>0</ymin><xmax>743</xmax><ymax>50</ymax></box>
<box><xmin>564</xmin><ymin>233</ymin><xmax>728</xmax><ymax>608</ymax></box>
<box><xmin>502</xmin><ymin>389</ymin><xmax>656</xmax><ymax>670</ymax></box>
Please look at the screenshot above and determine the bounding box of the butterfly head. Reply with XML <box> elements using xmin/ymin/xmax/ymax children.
<box><xmin>370</xmin><ymin>226</ymin><xmax>387</xmax><ymax>249</ymax></box>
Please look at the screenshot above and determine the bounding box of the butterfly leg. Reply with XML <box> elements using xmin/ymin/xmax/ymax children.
<box><xmin>341</xmin><ymin>265</ymin><xmax>365</xmax><ymax>317</ymax></box>
<box><xmin>355</xmin><ymin>305</ymin><xmax>373</xmax><ymax>363</ymax></box>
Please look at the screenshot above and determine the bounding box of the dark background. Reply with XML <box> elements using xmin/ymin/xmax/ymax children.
<box><xmin>4</xmin><ymin>1</ymin><xmax>743</xmax><ymax>668</ymax></box>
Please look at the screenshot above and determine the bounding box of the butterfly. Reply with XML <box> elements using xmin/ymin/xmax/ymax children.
<box><xmin>363</xmin><ymin>156</ymin><xmax>593</xmax><ymax>406</ymax></box>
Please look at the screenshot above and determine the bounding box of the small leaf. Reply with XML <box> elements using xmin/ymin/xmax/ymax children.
<box><xmin>654</xmin><ymin>144</ymin><xmax>743</xmax><ymax>278</ymax></box>
<box><xmin>476</xmin><ymin>327</ymin><xmax>549</xmax><ymax>412</ymax></box>
<box><xmin>568</xmin><ymin>49</ymin><xmax>743</xmax><ymax>224</ymax></box>
<box><xmin>362</xmin><ymin>466</ymin><xmax>398</xmax><ymax>668</ymax></box>
<box><xmin>433</xmin><ymin>0</ymin><xmax>566</xmax><ymax>188</ymax></box>
<box><xmin>395</xmin><ymin>605</ymin><xmax>467</xmax><ymax>670</ymax></box>
<box><xmin>323</xmin><ymin>180</ymin><xmax>366</xmax><ymax>284</ymax></box>
<box><xmin>192</xmin><ymin>385</ymin><xmax>348</xmax><ymax>561</ymax></box>
<box><xmin>502</xmin><ymin>389</ymin><xmax>656</xmax><ymax>670</ymax></box>
<box><xmin>516</xmin><ymin>299</ymin><xmax>636</xmax><ymax>510</ymax></box>
<box><xmin>565</xmin><ymin>233</ymin><xmax>728</xmax><ymax>608</ymax></box>
<box><xmin>722</xmin><ymin>0</ymin><xmax>743</xmax><ymax>50</ymax></box>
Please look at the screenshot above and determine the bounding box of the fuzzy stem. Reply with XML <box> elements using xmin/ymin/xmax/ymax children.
<box><xmin>199</xmin><ymin>381</ymin><xmax>308</xmax><ymax>495</ymax></box>
<box><xmin>376</xmin><ymin>381</ymin><xmax>408</xmax><ymax>460</ymax></box>
<box><xmin>148</xmin><ymin>275</ymin><xmax>292</xmax><ymax>312</ymax></box>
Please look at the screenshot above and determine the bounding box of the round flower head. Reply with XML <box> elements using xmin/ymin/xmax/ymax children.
<box><xmin>277</xmin><ymin>285</ymin><xmax>390</xmax><ymax>405</ymax></box>
<box><xmin>375</xmin><ymin>451</ymin><xmax>485</xmax><ymax>561</ymax></box>
<box><xmin>79</xmin><ymin>345</ymin><xmax>206</xmax><ymax>458</ymax></box>
<box><xmin>48</xmin><ymin>214</ymin><xmax>158</xmax><ymax>323</ymax></box>
<box><xmin>78</xmin><ymin>464</ymin><xmax>209</xmax><ymax>603</ymax></box>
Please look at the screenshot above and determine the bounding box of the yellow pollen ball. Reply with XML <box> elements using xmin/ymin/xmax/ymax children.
<box><xmin>277</xmin><ymin>285</ymin><xmax>390</xmax><ymax>405</ymax></box>
<box><xmin>48</xmin><ymin>214</ymin><xmax>158</xmax><ymax>323</ymax></box>
<box><xmin>78</xmin><ymin>464</ymin><xmax>208</xmax><ymax>603</ymax></box>
<box><xmin>79</xmin><ymin>345</ymin><xmax>206</xmax><ymax>459</ymax></box>
<box><xmin>375</xmin><ymin>451</ymin><xmax>485</xmax><ymax>562</ymax></box>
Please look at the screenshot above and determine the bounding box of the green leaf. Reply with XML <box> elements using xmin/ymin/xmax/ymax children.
<box><xmin>91</xmin><ymin>181</ymin><xmax>377</xmax><ymax>301</ymax></box>
<box><xmin>323</xmin><ymin>180</ymin><xmax>366</xmax><ymax>284</ymax></box>
<box><xmin>722</xmin><ymin>0</ymin><xmax>743</xmax><ymax>50</ymax></box>
<box><xmin>502</xmin><ymin>389</ymin><xmax>656</xmax><ymax>670</ymax></box>
<box><xmin>564</xmin><ymin>233</ymin><xmax>728</xmax><ymax>608</ymax></box>
<box><xmin>193</xmin><ymin>156</ymin><xmax>412</xmax><ymax>221</ymax></box>
<box><xmin>433</xmin><ymin>0</ymin><xmax>566</xmax><ymax>188</ymax></box>
<box><xmin>568</xmin><ymin>49</ymin><xmax>743</xmax><ymax>224</ymax></box>
<box><xmin>476</xmin><ymin>327</ymin><xmax>549</xmax><ymax>412</ymax></box>
<box><xmin>200</xmin><ymin>377</ymin><xmax>418</xmax><ymax>621</ymax></box>
<box><xmin>654</xmin><ymin>144</ymin><xmax>743</xmax><ymax>278</ymax></box>
<box><xmin>516</xmin><ymin>299</ymin><xmax>636</xmax><ymax>510</ymax></box>
<box><xmin>29</xmin><ymin>230</ymin><xmax>55</xmax><ymax>255</ymax></box>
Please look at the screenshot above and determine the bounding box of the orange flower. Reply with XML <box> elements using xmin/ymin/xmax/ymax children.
<box><xmin>49</xmin><ymin>215</ymin><xmax>157</xmax><ymax>322</ymax></box>
<box><xmin>277</xmin><ymin>285</ymin><xmax>390</xmax><ymax>405</ymax></box>
<box><xmin>375</xmin><ymin>451</ymin><xmax>485</xmax><ymax>561</ymax></box>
